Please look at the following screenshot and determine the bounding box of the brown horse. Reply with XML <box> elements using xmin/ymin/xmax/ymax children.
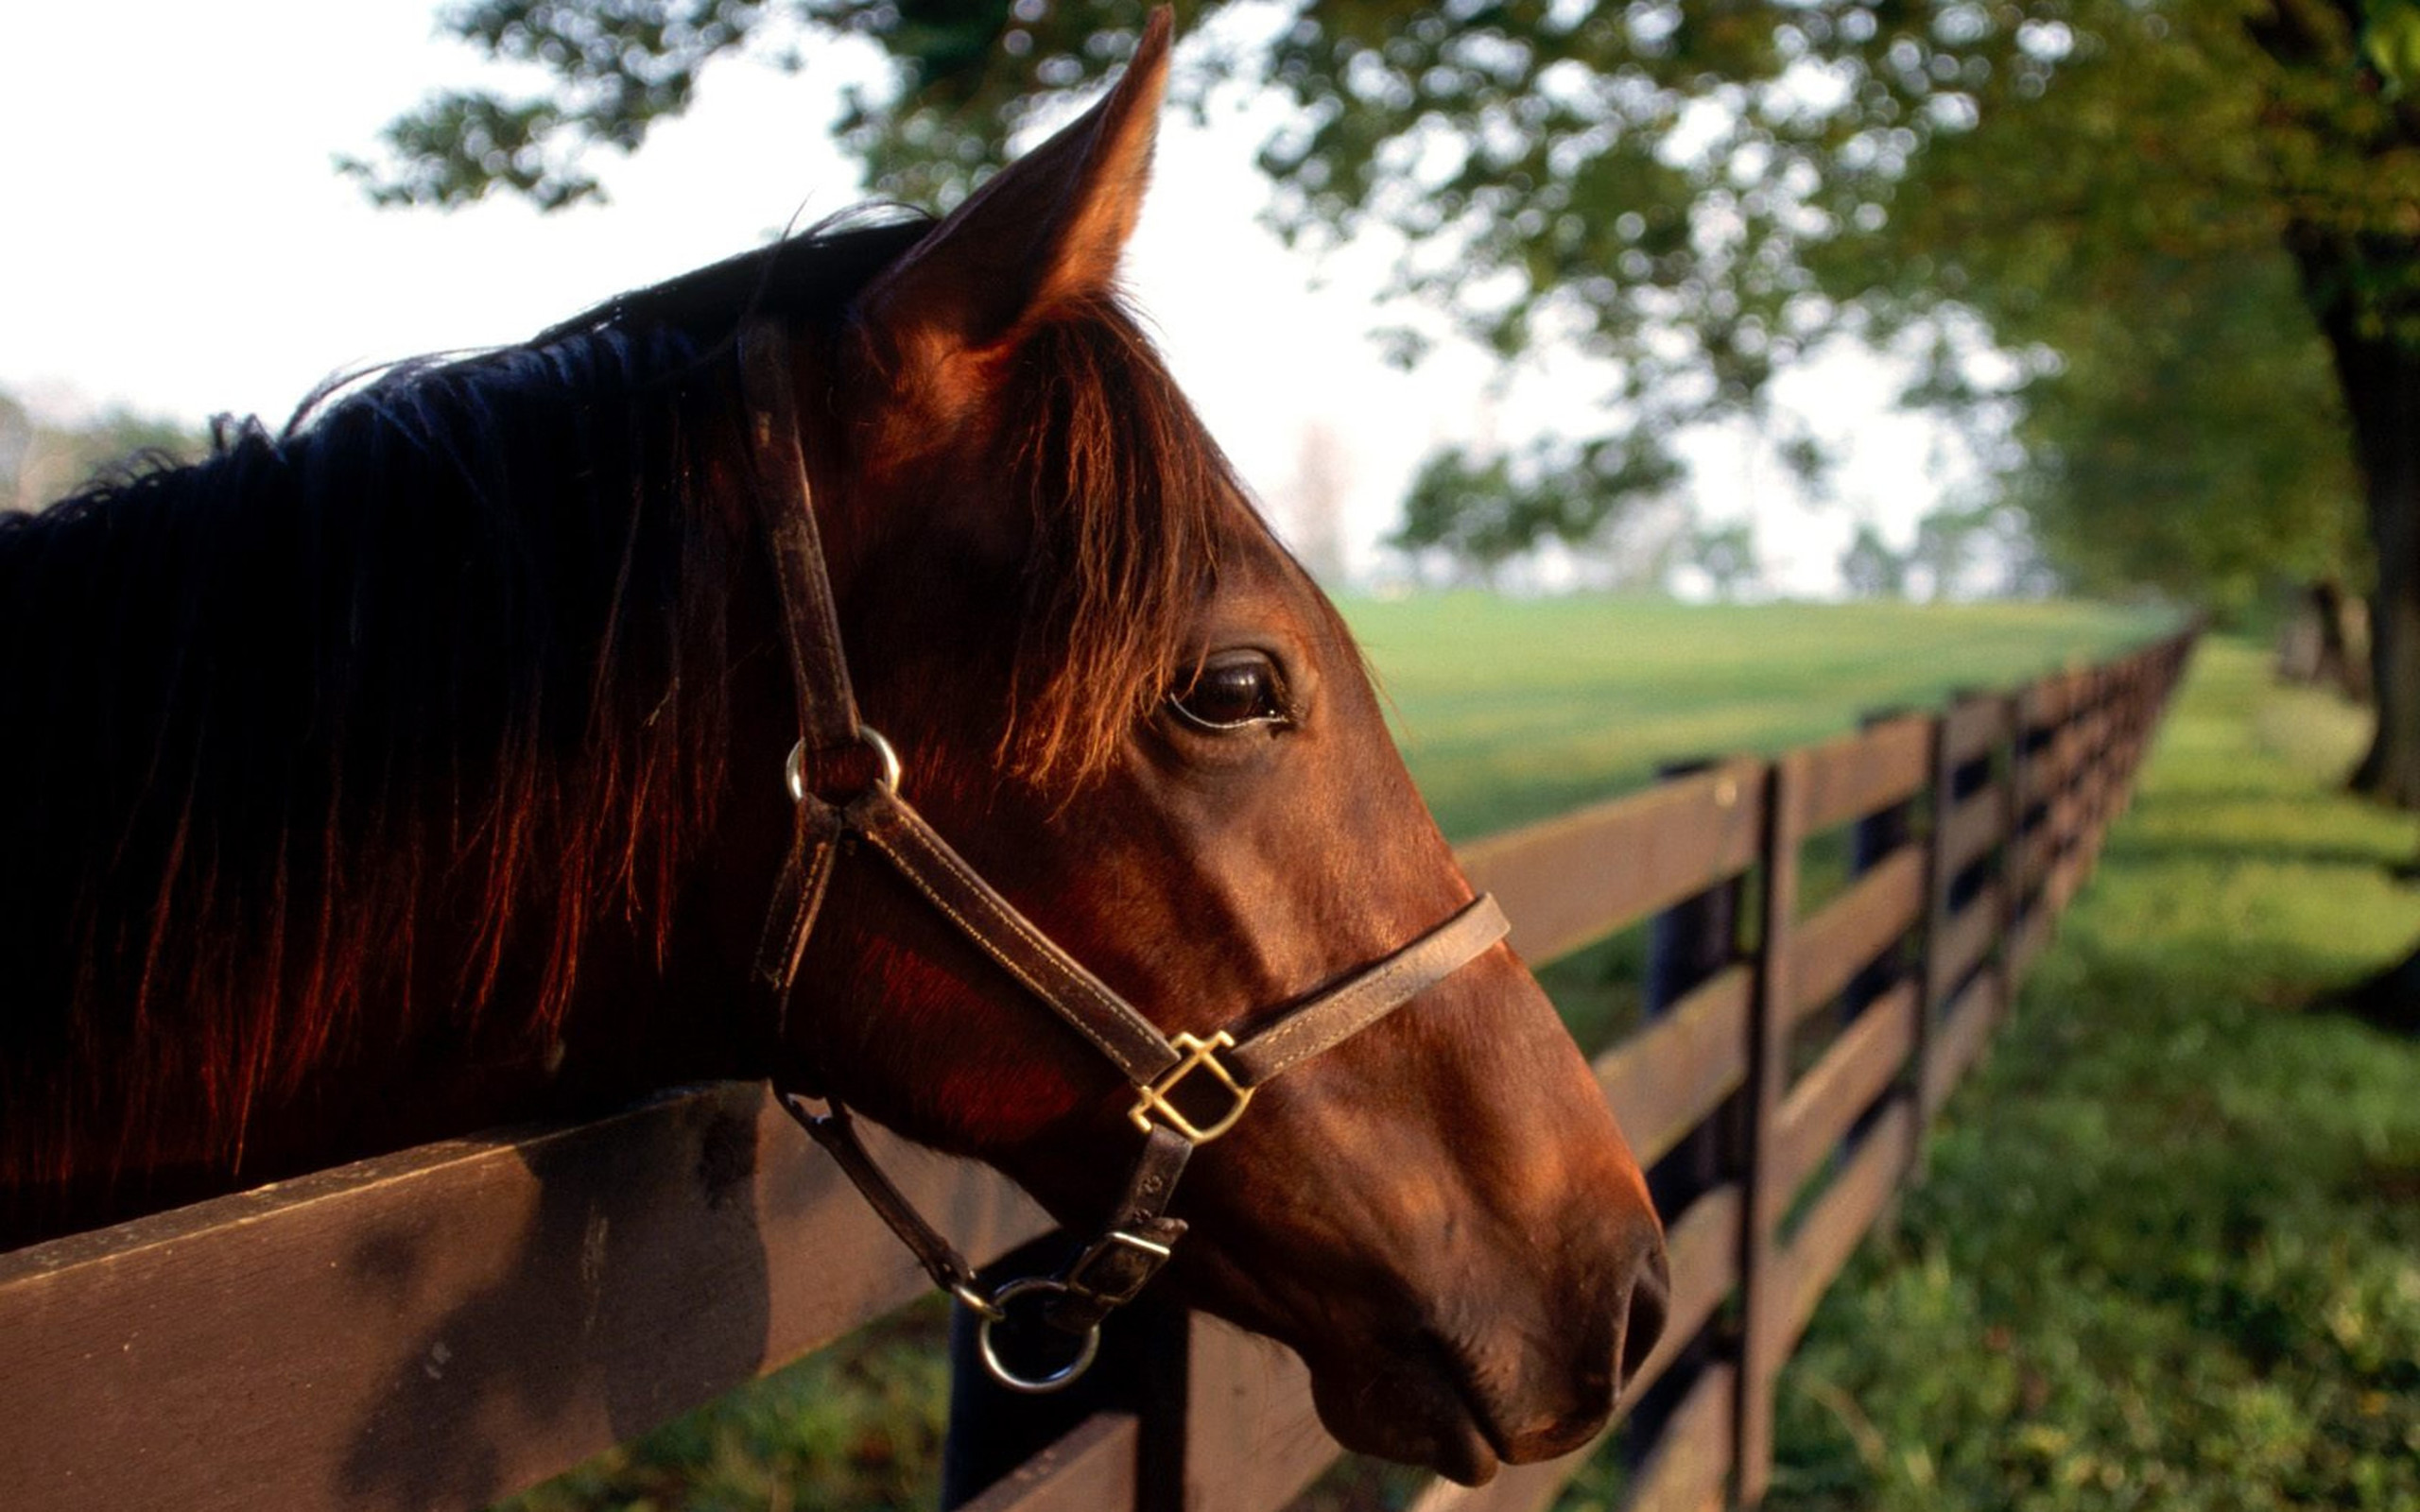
<box><xmin>0</xmin><ymin>12</ymin><xmax>1663</xmax><ymax>1484</ymax></box>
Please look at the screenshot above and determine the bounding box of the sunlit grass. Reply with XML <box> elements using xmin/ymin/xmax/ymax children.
<box><xmin>1734</xmin><ymin>642</ymin><xmax>2420</xmax><ymax>1511</ymax></box>
<box><xmin>1345</xmin><ymin>595</ymin><xmax>2169</xmax><ymax>838</ymax></box>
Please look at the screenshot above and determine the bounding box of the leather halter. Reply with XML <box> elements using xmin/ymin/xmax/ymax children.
<box><xmin>737</xmin><ymin>326</ymin><xmax>1510</xmax><ymax>1390</ymax></box>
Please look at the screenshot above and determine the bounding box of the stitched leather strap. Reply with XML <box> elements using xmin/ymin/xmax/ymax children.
<box><xmin>779</xmin><ymin>1092</ymin><xmax>983</xmax><ymax>1296</ymax></box>
<box><xmin>1228</xmin><ymin>894</ymin><xmax>1509</xmax><ymax>1086</ymax></box>
<box><xmin>850</xmin><ymin>774</ymin><xmax>1507</xmax><ymax>1105</ymax></box>
<box><xmin>849</xmin><ymin>786</ymin><xmax>1184</xmax><ymax>1084</ymax></box>
<box><xmin>740</xmin><ymin>327</ymin><xmax>861</xmax><ymax>1003</ymax></box>
<box><xmin>740</xmin><ymin>328</ymin><xmax>859</xmax><ymax>755</ymax></box>
<box><xmin>1043</xmin><ymin>1125</ymin><xmax>1191</xmax><ymax>1332</ymax></box>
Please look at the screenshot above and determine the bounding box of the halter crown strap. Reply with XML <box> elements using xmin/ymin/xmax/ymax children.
<box><xmin>741</xmin><ymin>327</ymin><xmax>863</xmax><ymax>1006</ymax></box>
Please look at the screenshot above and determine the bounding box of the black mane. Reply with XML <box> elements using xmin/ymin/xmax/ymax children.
<box><xmin>0</xmin><ymin>202</ymin><xmax>1252</xmax><ymax>1234</ymax></box>
<box><xmin>0</xmin><ymin>216</ymin><xmax>926</xmax><ymax>1203</ymax></box>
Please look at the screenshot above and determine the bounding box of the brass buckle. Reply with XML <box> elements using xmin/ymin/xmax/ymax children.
<box><xmin>1129</xmin><ymin>1030</ymin><xmax>1253</xmax><ymax>1143</ymax></box>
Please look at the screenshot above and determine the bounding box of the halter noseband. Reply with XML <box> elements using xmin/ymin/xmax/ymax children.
<box><xmin>739</xmin><ymin>327</ymin><xmax>1508</xmax><ymax>1391</ymax></box>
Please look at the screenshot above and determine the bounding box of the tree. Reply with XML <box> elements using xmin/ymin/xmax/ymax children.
<box><xmin>1909</xmin><ymin>502</ymin><xmax>1991</xmax><ymax>601</ymax></box>
<box><xmin>1688</xmin><ymin>521</ymin><xmax>1760</xmax><ymax>602</ymax></box>
<box><xmin>1839</xmin><ymin>521</ymin><xmax>1908</xmax><ymax>600</ymax></box>
<box><xmin>1388</xmin><ymin>434</ymin><xmax>1680</xmax><ymax>584</ymax></box>
<box><xmin>357</xmin><ymin>2</ymin><xmax>2420</xmax><ymax>803</ymax></box>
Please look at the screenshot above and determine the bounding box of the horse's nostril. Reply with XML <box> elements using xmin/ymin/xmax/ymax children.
<box><xmin>1617</xmin><ymin>1238</ymin><xmax>1672</xmax><ymax>1384</ymax></box>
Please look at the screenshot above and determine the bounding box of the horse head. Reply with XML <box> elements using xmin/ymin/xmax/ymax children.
<box><xmin>0</xmin><ymin>9</ymin><xmax>1664</xmax><ymax>1485</ymax></box>
<box><xmin>752</xmin><ymin>13</ymin><xmax>1668</xmax><ymax>1482</ymax></box>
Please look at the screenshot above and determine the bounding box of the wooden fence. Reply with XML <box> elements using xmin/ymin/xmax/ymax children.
<box><xmin>0</xmin><ymin>629</ymin><xmax>2196</xmax><ymax>1512</ymax></box>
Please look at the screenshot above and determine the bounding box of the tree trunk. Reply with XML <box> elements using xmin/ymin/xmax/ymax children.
<box><xmin>2313</xmin><ymin>578</ymin><xmax>2372</xmax><ymax>704</ymax></box>
<box><xmin>2300</xmin><ymin>243</ymin><xmax>2420</xmax><ymax>807</ymax></box>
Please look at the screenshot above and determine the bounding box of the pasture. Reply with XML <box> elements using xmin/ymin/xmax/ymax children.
<box><xmin>1753</xmin><ymin>640</ymin><xmax>2420</xmax><ymax>1511</ymax></box>
<box><xmin>498</xmin><ymin>595</ymin><xmax>2187</xmax><ymax>1512</ymax></box>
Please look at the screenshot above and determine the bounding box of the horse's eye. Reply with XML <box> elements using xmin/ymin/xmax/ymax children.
<box><xmin>1170</xmin><ymin>652</ymin><xmax>1291</xmax><ymax>732</ymax></box>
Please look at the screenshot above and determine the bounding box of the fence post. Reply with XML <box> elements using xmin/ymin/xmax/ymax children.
<box><xmin>942</xmin><ymin>1240</ymin><xmax>1190</xmax><ymax>1511</ymax></box>
<box><xmin>1847</xmin><ymin>710</ymin><xmax>1917</xmax><ymax>1028</ymax></box>
<box><xmin>1919</xmin><ymin>691</ymin><xmax>2011</xmax><ymax>1129</ymax></box>
<box><xmin>2006</xmin><ymin>678</ymin><xmax>2050</xmax><ymax>989</ymax></box>
<box><xmin>1634</xmin><ymin>758</ymin><xmax>1746</xmax><ymax>1456</ymax></box>
<box><xmin>1915</xmin><ymin>702</ymin><xmax>1955</xmax><ymax>1141</ymax></box>
<box><xmin>1735</xmin><ymin>751</ymin><xmax>1806</xmax><ymax>1507</ymax></box>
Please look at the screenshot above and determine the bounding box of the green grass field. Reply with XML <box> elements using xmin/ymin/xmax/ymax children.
<box><xmin>500</xmin><ymin>599</ymin><xmax>2420</xmax><ymax>1512</ymax></box>
<box><xmin>1745</xmin><ymin>639</ymin><xmax>2420</xmax><ymax>1511</ymax></box>
<box><xmin>1350</xmin><ymin>596</ymin><xmax>2170</xmax><ymax>838</ymax></box>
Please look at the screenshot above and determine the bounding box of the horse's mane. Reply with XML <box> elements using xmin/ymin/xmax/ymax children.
<box><xmin>0</xmin><ymin>212</ymin><xmax>1243</xmax><ymax>1207</ymax></box>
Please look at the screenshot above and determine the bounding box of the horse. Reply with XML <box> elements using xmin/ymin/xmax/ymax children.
<box><xmin>0</xmin><ymin>10</ymin><xmax>1664</xmax><ymax>1485</ymax></box>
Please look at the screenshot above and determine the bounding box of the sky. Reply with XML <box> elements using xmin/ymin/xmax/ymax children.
<box><xmin>2</xmin><ymin>1</ymin><xmax>1968</xmax><ymax>592</ymax></box>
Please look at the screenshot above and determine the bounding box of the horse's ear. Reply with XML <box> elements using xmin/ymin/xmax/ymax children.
<box><xmin>854</xmin><ymin>7</ymin><xmax>1171</xmax><ymax>374</ymax></box>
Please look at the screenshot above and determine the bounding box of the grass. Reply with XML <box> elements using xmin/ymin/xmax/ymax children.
<box><xmin>1728</xmin><ymin>639</ymin><xmax>2420</xmax><ymax>1511</ymax></box>
<box><xmin>1351</xmin><ymin>595</ymin><xmax>2169</xmax><ymax>839</ymax></box>
<box><xmin>493</xmin><ymin>596</ymin><xmax>2267</xmax><ymax>1512</ymax></box>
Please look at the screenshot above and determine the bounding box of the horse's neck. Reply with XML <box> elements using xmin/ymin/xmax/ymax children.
<box><xmin>0</xmin><ymin>385</ymin><xmax>796</xmax><ymax>1246</ymax></box>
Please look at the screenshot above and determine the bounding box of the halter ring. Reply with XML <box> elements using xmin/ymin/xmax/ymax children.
<box><xmin>786</xmin><ymin>725</ymin><xmax>904</xmax><ymax>805</ymax></box>
<box><xmin>974</xmin><ymin>1278</ymin><xmax>1101</xmax><ymax>1394</ymax></box>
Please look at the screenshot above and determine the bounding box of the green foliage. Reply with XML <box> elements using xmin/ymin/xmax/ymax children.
<box><xmin>2006</xmin><ymin>255</ymin><xmax>2366</xmax><ymax>619</ymax></box>
<box><xmin>1870</xmin><ymin>13</ymin><xmax>2373</xmax><ymax>616</ymax></box>
<box><xmin>2365</xmin><ymin>0</ymin><xmax>2420</xmax><ymax>96</ymax></box>
<box><xmin>1387</xmin><ymin>436</ymin><xmax>1681</xmax><ymax>581</ymax></box>
<box><xmin>359</xmin><ymin>2</ymin><xmax>2418</xmax><ymax>622</ymax></box>
<box><xmin>1686</xmin><ymin>522</ymin><xmax>1760</xmax><ymax>601</ymax></box>
<box><xmin>1838</xmin><ymin>522</ymin><xmax>1907</xmax><ymax>600</ymax></box>
<box><xmin>1760</xmin><ymin>643</ymin><xmax>2420</xmax><ymax>1510</ymax></box>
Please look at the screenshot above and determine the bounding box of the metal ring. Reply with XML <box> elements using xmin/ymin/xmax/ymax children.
<box><xmin>974</xmin><ymin>1278</ymin><xmax>1101</xmax><ymax>1394</ymax></box>
<box><xmin>784</xmin><ymin>739</ymin><xmax>810</xmax><ymax>804</ymax></box>
<box><xmin>859</xmin><ymin>725</ymin><xmax>903</xmax><ymax>794</ymax></box>
<box><xmin>783</xmin><ymin>726</ymin><xmax>904</xmax><ymax>806</ymax></box>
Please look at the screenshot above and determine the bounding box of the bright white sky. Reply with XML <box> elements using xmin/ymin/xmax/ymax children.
<box><xmin>1</xmin><ymin>0</ymin><xmax>1961</xmax><ymax>592</ymax></box>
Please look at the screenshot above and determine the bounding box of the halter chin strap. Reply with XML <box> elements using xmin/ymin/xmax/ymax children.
<box><xmin>737</xmin><ymin>325</ymin><xmax>1509</xmax><ymax>1391</ymax></box>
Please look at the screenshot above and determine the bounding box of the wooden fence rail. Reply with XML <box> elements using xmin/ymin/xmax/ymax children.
<box><xmin>0</xmin><ymin>629</ymin><xmax>2198</xmax><ymax>1512</ymax></box>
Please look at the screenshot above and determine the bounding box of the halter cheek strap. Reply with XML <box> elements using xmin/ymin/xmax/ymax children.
<box><xmin>738</xmin><ymin>325</ymin><xmax>1510</xmax><ymax>1391</ymax></box>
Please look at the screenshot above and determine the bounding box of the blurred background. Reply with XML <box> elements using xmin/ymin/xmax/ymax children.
<box><xmin>6</xmin><ymin>4</ymin><xmax>2413</xmax><ymax>1508</ymax></box>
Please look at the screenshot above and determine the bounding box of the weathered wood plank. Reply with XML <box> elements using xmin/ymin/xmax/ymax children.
<box><xmin>1184</xmin><ymin>1316</ymin><xmax>1337</xmax><ymax>1512</ymax></box>
<box><xmin>1941</xmin><ymin>696</ymin><xmax>2010</xmax><ymax>769</ymax></box>
<box><xmin>2016</xmin><ymin>820</ymin><xmax>2060</xmax><ymax>896</ymax></box>
<box><xmin>1594</xmin><ymin>966</ymin><xmax>1752</xmax><ymax>1169</ymax></box>
<box><xmin>2017</xmin><ymin>731</ymin><xmax>2071</xmax><ymax>809</ymax></box>
<box><xmin>1622</xmin><ymin>1182</ymin><xmax>1742</xmax><ymax>1412</ymax></box>
<box><xmin>1457</xmin><ymin>758</ymin><xmax>1766</xmax><ymax>965</ymax></box>
<box><xmin>1922</xmin><ymin>973</ymin><xmax>2003</xmax><ymax>1124</ymax></box>
<box><xmin>1736</xmin><ymin>751</ymin><xmax>1806</xmax><ymax>1505</ymax></box>
<box><xmin>1796</xmin><ymin>715</ymin><xmax>1932</xmax><ymax>836</ymax></box>
<box><xmin>2007</xmin><ymin>902</ymin><xmax>2053</xmax><ymax>988</ymax></box>
<box><xmin>1938</xmin><ymin>781</ymin><xmax>2006</xmax><ymax>879</ymax></box>
<box><xmin>1769</xmin><ymin>983</ymin><xmax>1917</xmax><ymax>1208</ymax></box>
<box><xmin>1927</xmin><ymin>881</ymin><xmax>2002</xmax><ymax>1005</ymax></box>
<box><xmin>1621</xmin><ymin>1364</ymin><xmax>1736</xmax><ymax>1512</ymax></box>
<box><xmin>1787</xmin><ymin>846</ymin><xmax>1924</xmax><ymax>1023</ymax></box>
<box><xmin>0</xmin><ymin>1083</ymin><xmax>1049</xmax><ymax>1512</ymax></box>
<box><xmin>956</xmin><ymin>1413</ymin><xmax>1138</xmax><ymax>1512</ymax></box>
<box><xmin>1771</xmin><ymin>1099</ymin><xmax>1916</xmax><ymax>1359</ymax></box>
